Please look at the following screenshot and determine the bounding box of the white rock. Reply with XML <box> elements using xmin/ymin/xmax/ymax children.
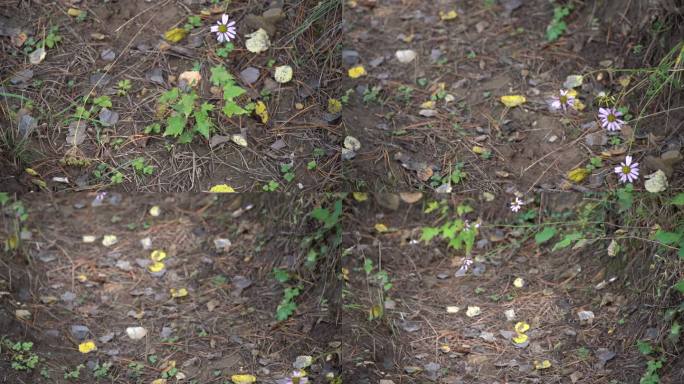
<box><xmin>504</xmin><ymin>309</ymin><xmax>516</xmax><ymax>321</ymax></box>
<box><xmin>274</xmin><ymin>65</ymin><xmax>293</xmax><ymax>83</ymax></box>
<box><xmin>465</xmin><ymin>306</ymin><xmax>481</xmax><ymax>317</ymax></box>
<box><xmin>245</xmin><ymin>28</ymin><xmax>271</xmax><ymax>53</ymax></box>
<box><xmin>395</xmin><ymin>49</ymin><xmax>417</xmax><ymax>63</ymax></box>
<box><xmin>644</xmin><ymin>170</ymin><xmax>668</xmax><ymax>193</ymax></box>
<box><xmin>126</xmin><ymin>326</ymin><xmax>147</xmax><ymax>340</ymax></box>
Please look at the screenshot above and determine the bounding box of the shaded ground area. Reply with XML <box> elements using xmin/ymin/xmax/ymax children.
<box><xmin>2</xmin><ymin>193</ymin><xmax>681</xmax><ymax>383</ymax></box>
<box><xmin>1</xmin><ymin>0</ymin><xmax>343</xmax><ymax>192</ymax></box>
<box><xmin>340</xmin><ymin>0</ymin><xmax>683</xmax><ymax>192</ymax></box>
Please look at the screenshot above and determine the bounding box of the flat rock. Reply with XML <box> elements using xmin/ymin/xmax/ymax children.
<box><xmin>240</xmin><ymin>67</ymin><xmax>260</xmax><ymax>85</ymax></box>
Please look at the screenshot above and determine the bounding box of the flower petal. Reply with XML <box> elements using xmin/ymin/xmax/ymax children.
<box><xmin>217</xmin><ymin>33</ymin><xmax>225</xmax><ymax>42</ymax></box>
<box><xmin>227</xmin><ymin>21</ymin><xmax>236</xmax><ymax>27</ymax></box>
<box><xmin>222</xmin><ymin>14</ymin><xmax>229</xmax><ymax>24</ymax></box>
<box><xmin>211</xmin><ymin>25</ymin><xmax>219</xmax><ymax>32</ymax></box>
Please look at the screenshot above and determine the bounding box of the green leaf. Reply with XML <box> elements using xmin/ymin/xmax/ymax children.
<box><xmin>535</xmin><ymin>227</ymin><xmax>557</xmax><ymax>245</ymax></box>
<box><xmin>223</xmin><ymin>84</ymin><xmax>246</xmax><ymax>100</ymax></box>
<box><xmin>193</xmin><ymin>102</ymin><xmax>214</xmax><ymax>139</ymax></box>
<box><xmin>363</xmin><ymin>259</ymin><xmax>373</xmax><ymax>274</ymax></box>
<box><xmin>420</xmin><ymin>227</ymin><xmax>440</xmax><ymax>243</ymax></box>
<box><xmin>0</xmin><ymin>192</ymin><xmax>9</xmax><ymax>206</ymax></box>
<box><xmin>164</xmin><ymin>114</ymin><xmax>186</xmax><ymax>137</ymax></box>
<box><xmin>176</xmin><ymin>93</ymin><xmax>197</xmax><ymax>117</ymax></box>
<box><xmin>551</xmin><ymin>232</ymin><xmax>583</xmax><ymax>251</ymax></box>
<box><xmin>93</xmin><ymin>95</ymin><xmax>112</xmax><ymax>108</ymax></box>
<box><xmin>310</xmin><ymin>207</ymin><xmax>330</xmax><ymax>222</ymax></box>
<box><xmin>222</xmin><ymin>102</ymin><xmax>246</xmax><ymax>117</ymax></box>
<box><xmin>210</xmin><ymin>65</ymin><xmax>233</xmax><ymax>86</ymax></box>
<box><xmin>654</xmin><ymin>230</ymin><xmax>681</xmax><ymax>245</ymax></box>
<box><xmin>272</xmin><ymin>268</ymin><xmax>290</xmax><ymax>283</ymax></box>
<box><xmin>159</xmin><ymin>88</ymin><xmax>180</xmax><ymax>104</ymax></box>
<box><xmin>636</xmin><ymin>340</ymin><xmax>653</xmax><ymax>355</ymax></box>
<box><xmin>671</xmin><ymin>193</ymin><xmax>684</xmax><ymax>206</ymax></box>
<box><xmin>675</xmin><ymin>279</ymin><xmax>684</xmax><ymax>294</ymax></box>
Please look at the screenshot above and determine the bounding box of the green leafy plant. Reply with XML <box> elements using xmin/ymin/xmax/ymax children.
<box><xmin>262</xmin><ymin>180</ymin><xmax>279</xmax><ymax>192</ymax></box>
<box><xmin>216</xmin><ymin>43</ymin><xmax>234</xmax><ymax>58</ymax></box>
<box><xmin>157</xmin><ymin>87</ymin><xmax>214</xmax><ymax>143</ymax></box>
<box><xmin>281</xmin><ymin>163</ymin><xmax>295</xmax><ymax>183</ymax></box>
<box><xmin>116</xmin><ymin>79</ymin><xmax>132</xmax><ymax>96</ymax></box>
<box><xmin>131</xmin><ymin>157</ymin><xmax>155</xmax><ymax>175</ymax></box>
<box><xmin>421</xmin><ymin>202</ymin><xmax>478</xmax><ymax>256</ymax></box>
<box><xmin>2</xmin><ymin>339</ymin><xmax>39</xmax><ymax>371</ymax></box>
<box><xmin>184</xmin><ymin>15</ymin><xmax>202</xmax><ymax>31</ymax></box>
<box><xmin>64</xmin><ymin>364</ymin><xmax>84</xmax><ymax>380</ymax></box>
<box><xmin>546</xmin><ymin>3</ymin><xmax>573</xmax><ymax>42</ymax></box>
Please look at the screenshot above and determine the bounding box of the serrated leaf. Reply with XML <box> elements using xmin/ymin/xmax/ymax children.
<box><xmin>176</xmin><ymin>93</ymin><xmax>197</xmax><ymax>117</ymax></box>
<box><xmin>159</xmin><ymin>88</ymin><xmax>180</xmax><ymax>104</ymax></box>
<box><xmin>420</xmin><ymin>227</ymin><xmax>440</xmax><ymax>243</ymax></box>
<box><xmin>164</xmin><ymin>114</ymin><xmax>186</xmax><ymax>137</ymax></box>
<box><xmin>535</xmin><ymin>227</ymin><xmax>557</xmax><ymax>244</ymax></box>
<box><xmin>223</xmin><ymin>84</ymin><xmax>246</xmax><ymax>100</ymax></box>
<box><xmin>222</xmin><ymin>103</ymin><xmax>247</xmax><ymax>117</ymax></box>
<box><xmin>210</xmin><ymin>65</ymin><xmax>233</xmax><ymax>86</ymax></box>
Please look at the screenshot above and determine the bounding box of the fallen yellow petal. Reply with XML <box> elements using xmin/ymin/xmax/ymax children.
<box><xmin>374</xmin><ymin>223</ymin><xmax>388</xmax><ymax>233</ymax></box>
<box><xmin>567</xmin><ymin>168</ymin><xmax>589</xmax><ymax>183</ymax></box>
<box><xmin>164</xmin><ymin>28</ymin><xmax>188</xmax><ymax>43</ymax></box>
<box><xmin>514</xmin><ymin>321</ymin><xmax>530</xmax><ymax>334</ymax></box>
<box><xmin>231</xmin><ymin>374</ymin><xmax>257</xmax><ymax>384</ymax></box>
<box><xmin>420</xmin><ymin>100</ymin><xmax>435</xmax><ymax>109</ymax></box>
<box><xmin>348</xmin><ymin>65</ymin><xmax>366</xmax><ymax>79</ymax></box>
<box><xmin>170</xmin><ymin>288</ymin><xmax>188</xmax><ymax>298</ymax></box>
<box><xmin>501</xmin><ymin>95</ymin><xmax>526</xmax><ymax>108</ymax></box>
<box><xmin>439</xmin><ymin>10</ymin><xmax>458</xmax><ymax>20</ymax></box>
<box><xmin>254</xmin><ymin>101</ymin><xmax>269</xmax><ymax>124</ymax></box>
<box><xmin>352</xmin><ymin>192</ymin><xmax>368</xmax><ymax>202</ymax></box>
<box><xmin>78</xmin><ymin>340</ymin><xmax>97</xmax><ymax>353</ymax></box>
<box><xmin>534</xmin><ymin>359</ymin><xmax>552</xmax><ymax>369</ymax></box>
<box><xmin>150</xmin><ymin>250</ymin><xmax>167</xmax><ymax>262</ymax></box>
<box><xmin>148</xmin><ymin>261</ymin><xmax>165</xmax><ymax>273</ymax></box>
<box><xmin>512</xmin><ymin>333</ymin><xmax>528</xmax><ymax>344</ymax></box>
<box><xmin>209</xmin><ymin>184</ymin><xmax>236</xmax><ymax>193</ymax></box>
<box><xmin>67</xmin><ymin>8</ymin><xmax>82</xmax><ymax>17</ymax></box>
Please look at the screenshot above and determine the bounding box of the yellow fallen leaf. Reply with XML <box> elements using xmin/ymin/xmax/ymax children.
<box><xmin>148</xmin><ymin>261</ymin><xmax>165</xmax><ymax>273</ymax></box>
<box><xmin>150</xmin><ymin>250</ymin><xmax>167</xmax><ymax>262</ymax></box>
<box><xmin>254</xmin><ymin>101</ymin><xmax>269</xmax><ymax>124</ymax></box>
<box><xmin>369</xmin><ymin>304</ymin><xmax>383</xmax><ymax>320</ymax></box>
<box><xmin>67</xmin><ymin>8</ymin><xmax>82</xmax><ymax>17</ymax></box>
<box><xmin>512</xmin><ymin>333</ymin><xmax>528</xmax><ymax>344</ymax></box>
<box><xmin>209</xmin><ymin>184</ymin><xmax>235</xmax><ymax>193</ymax></box>
<box><xmin>170</xmin><ymin>288</ymin><xmax>188</xmax><ymax>298</ymax></box>
<box><xmin>534</xmin><ymin>359</ymin><xmax>552</xmax><ymax>369</ymax></box>
<box><xmin>341</xmin><ymin>267</ymin><xmax>350</xmax><ymax>281</ymax></box>
<box><xmin>374</xmin><ymin>223</ymin><xmax>388</xmax><ymax>233</ymax></box>
<box><xmin>420</xmin><ymin>100</ymin><xmax>435</xmax><ymax>109</ymax></box>
<box><xmin>164</xmin><ymin>28</ymin><xmax>188</xmax><ymax>43</ymax></box>
<box><xmin>348</xmin><ymin>65</ymin><xmax>366</xmax><ymax>79</ymax></box>
<box><xmin>514</xmin><ymin>321</ymin><xmax>530</xmax><ymax>333</ymax></box>
<box><xmin>472</xmin><ymin>146</ymin><xmax>486</xmax><ymax>155</ymax></box>
<box><xmin>352</xmin><ymin>192</ymin><xmax>368</xmax><ymax>202</ymax></box>
<box><xmin>25</xmin><ymin>168</ymin><xmax>39</xmax><ymax>176</ymax></box>
<box><xmin>231</xmin><ymin>374</ymin><xmax>257</xmax><ymax>384</ymax></box>
<box><xmin>439</xmin><ymin>10</ymin><xmax>458</xmax><ymax>20</ymax></box>
<box><xmin>501</xmin><ymin>95</ymin><xmax>526</xmax><ymax>107</ymax></box>
<box><xmin>328</xmin><ymin>98</ymin><xmax>342</xmax><ymax>114</ymax></box>
<box><xmin>567</xmin><ymin>168</ymin><xmax>589</xmax><ymax>183</ymax></box>
<box><xmin>78</xmin><ymin>340</ymin><xmax>97</xmax><ymax>353</ymax></box>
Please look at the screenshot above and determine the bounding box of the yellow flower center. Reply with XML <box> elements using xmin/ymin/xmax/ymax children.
<box><xmin>218</xmin><ymin>24</ymin><xmax>228</xmax><ymax>33</ymax></box>
<box><xmin>607</xmin><ymin>114</ymin><xmax>616</xmax><ymax>122</ymax></box>
<box><xmin>559</xmin><ymin>95</ymin><xmax>567</xmax><ymax>104</ymax></box>
<box><xmin>622</xmin><ymin>166</ymin><xmax>631</xmax><ymax>174</ymax></box>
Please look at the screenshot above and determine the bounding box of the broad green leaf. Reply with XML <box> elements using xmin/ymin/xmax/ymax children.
<box><xmin>420</xmin><ymin>227</ymin><xmax>440</xmax><ymax>243</ymax></box>
<box><xmin>535</xmin><ymin>227</ymin><xmax>557</xmax><ymax>245</ymax></box>
<box><xmin>176</xmin><ymin>93</ymin><xmax>197</xmax><ymax>117</ymax></box>
<box><xmin>655</xmin><ymin>230</ymin><xmax>681</xmax><ymax>245</ymax></box>
<box><xmin>222</xmin><ymin>102</ymin><xmax>247</xmax><ymax>117</ymax></box>
<box><xmin>272</xmin><ymin>268</ymin><xmax>290</xmax><ymax>283</ymax></box>
<box><xmin>164</xmin><ymin>114</ymin><xmax>186</xmax><ymax>137</ymax></box>
<box><xmin>223</xmin><ymin>84</ymin><xmax>246</xmax><ymax>100</ymax></box>
<box><xmin>159</xmin><ymin>88</ymin><xmax>180</xmax><ymax>104</ymax></box>
<box><xmin>671</xmin><ymin>193</ymin><xmax>684</xmax><ymax>206</ymax></box>
<box><xmin>552</xmin><ymin>232</ymin><xmax>583</xmax><ymax>252</ymax></box>
<box><xmin>210</xmin><ymin>65</ymin><xmax>233</xmax><ymax>86</ymax></box>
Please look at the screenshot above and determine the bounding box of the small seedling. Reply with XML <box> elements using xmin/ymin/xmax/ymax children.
<box><xmin>546</xmin><ymin>3</ymin><xmax>573</xmax><ymax>42</ymax></box>
<box><xmin>281</xmin><ymin>163</ymin><xmax>295</xmax><ymax>182</ymax></box>
<box><xmin>116</xmin><ymin>79</ymin><xmax>132</xmax><ymax>96</ymax></box>
<box><xmin>131</xmin><ymin>157</ymin><xmax>154</xmax><ymax>175</ymax></box>
<box><xmin>263</xmin><ymin>180</ymin><xmax>279</xmax><ymax>192</ymax></box>
<box><xmin>184</xmin><ymin>15</ymin><xmax>202</xmax><ymax>31</ymax></box>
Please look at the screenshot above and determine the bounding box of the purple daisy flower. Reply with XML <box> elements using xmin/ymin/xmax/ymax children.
<box><xmin>211</xmin><ymin>14</ymin><xmax>236</xmax><ymax>43</ymax></box>
<box><xmin>614</xmin><ymin>155</ymin><xmax>639</xmax><ymax>183</ymax></box>
<box><xmin>284</xmin><ymin>370</ymin><xmax>308</xmax><ymax>384</ymax></box>
<box><xmin>549</xmin><ymin>89</ymin><xmax>575</xmax><ymax>112</ymax></box>
<box><xmin>598</xmin><ymin>107</ymin><xmax>624</xmax><ymax>131</ymax></box>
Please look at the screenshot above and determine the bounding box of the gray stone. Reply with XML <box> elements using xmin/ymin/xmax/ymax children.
<box><xmin>240</xmin><ymin>67</ymin><xmax>260</xmax><ymax>85</ymax></box>
<box><xmin>342</xmin><ymin>49</ymin><xmax>360</xmax><ymax>66</ymax></box>
<box><xmin>70</xmin><ymin>324</ymin><xmax>90</xmax><ymax>341</ymax></box>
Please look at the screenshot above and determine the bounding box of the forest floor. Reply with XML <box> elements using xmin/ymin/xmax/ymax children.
<box><xmin>1</xmin><ymin>193</ymin><xmax>680</xmax><ymax>383</ymax></box>
<box><xmin>1</xmin><ymin>0</ymin><xmax>682</xmax><ymax>193</ymax></box>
